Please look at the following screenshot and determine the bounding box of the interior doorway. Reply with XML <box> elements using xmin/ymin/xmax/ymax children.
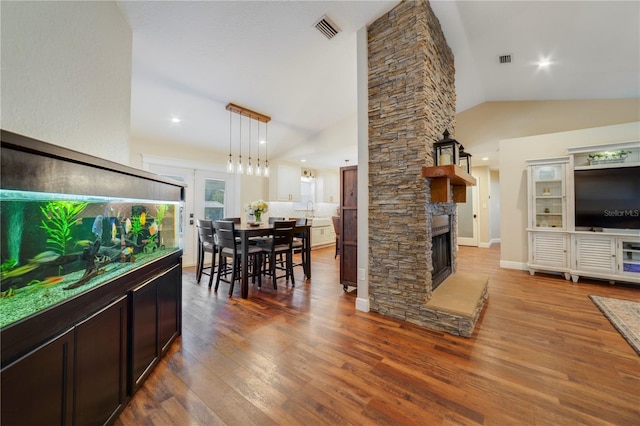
<box><xmin>457</xmin><ymin>183</ymin><xmax>479</xmax><ymax>246</ymax></box>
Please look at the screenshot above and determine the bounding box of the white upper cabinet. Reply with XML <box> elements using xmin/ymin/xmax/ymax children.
<box><xmin>269</xmin><ymin>161</ymin><xmax>301</xmax><ymax>202</ymax></box>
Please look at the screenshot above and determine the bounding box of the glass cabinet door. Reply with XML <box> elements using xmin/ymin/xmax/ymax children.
<box><xmin>532</xmin><ymin>164</ymin><xmax>566</xmax><ymax>230</ymax></box>
<box><xmin>621</xmin><ymin>240</ymin><xmax>640</xmax><ymax>276</ymax></box>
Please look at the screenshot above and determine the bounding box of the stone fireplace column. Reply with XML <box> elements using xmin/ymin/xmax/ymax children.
<box><xmin>368</xmin><ymin>0</ymin><xmax>456</xmax><ymax>326</ymax></box>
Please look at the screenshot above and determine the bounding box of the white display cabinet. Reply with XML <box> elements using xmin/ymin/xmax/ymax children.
<box><xmin>527</xmin><ymin>157</ymin><xmax>569</xmax><ymax>230</ymax></box>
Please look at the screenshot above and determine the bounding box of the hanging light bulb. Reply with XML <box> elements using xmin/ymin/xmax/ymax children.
<box><xmin>236</xmin><ymin>113</ymin><xmax>244</xmax><ymax>175</ymax></box>
<box><xmin>227</xmin><ymin>110</ymin><xmax>234</xmax><ymax>173</ymax></box>
<box><xmin>264</xmin><ymin>122</ymin><xmax>270</xmax><ymax>177</ymax></box>
<box><xmin>246</xmin><ymin>116</ymin><xmax>254</xmax><ymax>176</ymax></box>
<box><xmin>255</xmin><ymin>121</ymin><xmax>262</xmax><ymax>177</ymax></box>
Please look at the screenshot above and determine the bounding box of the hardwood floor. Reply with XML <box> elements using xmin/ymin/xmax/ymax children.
<box><xmin>114</xmin><ymin>245</ymin><xmax>639</xmax><ymax>425</ymax></box>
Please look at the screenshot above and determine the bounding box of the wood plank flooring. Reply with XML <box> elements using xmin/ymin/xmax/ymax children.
<box><xmin>114</xmin><ymin>245</ymin><xmax>639</xmax><ymax>425</ymax></box>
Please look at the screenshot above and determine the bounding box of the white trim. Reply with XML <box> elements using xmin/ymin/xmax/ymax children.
<box><xmin>500</xmin><ymin>260</ymin><xmax>528</xmax><ymax>270</ymax></box>
<box><xmin>488</xmin><ymin>238</ymin><xmax>501</xmax><ymax>247</ymax></box>
<box><xmin>479</xmin><ymin>242</ymin><xmax>491</xmax><ymax>248</ymax></box>
<box><xmin>356</xmin><ymin>297</ymin><xmax>370</xmax><ymax>312</ymax></box>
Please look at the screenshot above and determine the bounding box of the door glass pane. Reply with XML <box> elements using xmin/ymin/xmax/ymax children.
<box><xmin>204</xmin><ymin>179</ymin><xmax>225</xmax><ymax>221</ymax></box>
<box><xmin>458</xmin><ymin>186</ymin><xmax>474</xmax><ymax>238</ymax></box>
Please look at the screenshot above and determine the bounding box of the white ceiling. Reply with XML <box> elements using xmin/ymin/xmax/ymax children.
<box><xmin>118</xmin><ymin>0</ymin><xmax>640</xmax><ymax>170</ymax></box>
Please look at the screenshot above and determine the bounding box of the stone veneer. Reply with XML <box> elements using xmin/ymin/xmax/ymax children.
<box><xmin>368</xmin><ymin>0</ymin><xmax>457</xmax><ymax>326</ymax></box>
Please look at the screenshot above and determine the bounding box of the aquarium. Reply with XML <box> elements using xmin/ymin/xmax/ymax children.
<box><xmin>1</xmin><ymin>131</ymin><xmax>185</xmax><ymax>331</ymax></box>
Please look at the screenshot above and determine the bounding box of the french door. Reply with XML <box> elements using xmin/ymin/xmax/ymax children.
<box><xmin>144</xmin><ymin>163</ymin><xmax>235</xmax><ymax>267</ymax></box>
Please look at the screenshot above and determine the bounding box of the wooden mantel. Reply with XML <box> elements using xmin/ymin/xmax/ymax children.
<box><xmin>422</xmin><ymin>165</ymin><xmax>476</xmax><ymax>203</ymax></box>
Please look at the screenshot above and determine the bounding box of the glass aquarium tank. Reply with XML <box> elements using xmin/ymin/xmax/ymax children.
<box><xmin>1</xmin><ymin>130</ymin><xmax>185</xmax><ymax>332</ymax></box>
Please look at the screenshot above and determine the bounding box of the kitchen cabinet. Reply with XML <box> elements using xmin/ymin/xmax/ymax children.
<box><xmin>269</xmin><ymin>161</ymin><xmax>301</xmax><ymax>201</ymax></box>
<box><xmin>318</xmin><ymin>170</ymin><xmax>339</xmax><ymax>203</ymax></box>
<box><xmin>311</xmin><ymin>218</ymin><xmax>336</xmax><ymax>248</ymax></box>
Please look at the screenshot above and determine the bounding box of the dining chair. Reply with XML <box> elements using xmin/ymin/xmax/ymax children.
<box><xmin>222</xmin><ymin>217</ymin><xmax>241</xmax><ymax>224</ymax></box>
<box><xmin>196</xmin><ymin>219</ymin><xmax>216</xmax><ymax>289</ymax></box>
<box><xmin>289</xmin><ymin>217</ymin><xmax>308</xmax><ymax>278</ymax></box>
<box><xmin>214</xmin><ymin>220</ymin><xmax>262</xmax><ymax>296</ymax></box>
<box><xmin>332</xmin><ymin>216</ymin><xmax>341</xmax><ymax>258</ymax></box>
<box><xmin>258</xmin><ymin>220</ymin><xmax>296</xmax><ymax>289</ymax></box>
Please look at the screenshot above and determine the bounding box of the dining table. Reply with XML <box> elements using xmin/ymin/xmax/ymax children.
<box><xmin>235</xmin><ymin>222</ymin><xmax>312</xmax><ymax>298</ymax></box>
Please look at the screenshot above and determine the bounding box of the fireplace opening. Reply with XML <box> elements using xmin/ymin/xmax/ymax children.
<box><xmin>431</xmin><ymin>214</ymin><xmax>452</xmax><ymax>290</ymax></box>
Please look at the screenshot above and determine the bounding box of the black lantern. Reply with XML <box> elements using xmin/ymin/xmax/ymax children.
<box><xmin>434</xmin><ymin>130</ymin><xmax>472</xmax><ymax>174</ymax></box>
<box><xmin>459</xmin><ymin>148</ymin><xmax>472</xmax><ymax>174</ymax></box>
<box><xmin>434</xmin><ymin>130</ymin><xmax>460</xmax><ymax>167</ymax></box>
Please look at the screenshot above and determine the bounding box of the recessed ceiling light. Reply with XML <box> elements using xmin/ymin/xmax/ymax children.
<box><xmin>171</xmin><ymin>117</ymin><xmax>181</xmax><ymax>124</ymax></box>
<box><xmin>537</xmin><ymin>57</ymin><xmax>552</xmax><ymax>68</ymax></box>
<box><xmin>301</xmin><ymin>159</ymin><xmax>307</xmax><ymax>162</ymax></box>
<box><xmin>259</xmin><ymin>140</ymin><xmax>266</xmax><ymax>145</ymax></box>
<box><xmin>482</xmin><ymin>157</ymin><xmax>489</xmax><ymax>161</ymax></box>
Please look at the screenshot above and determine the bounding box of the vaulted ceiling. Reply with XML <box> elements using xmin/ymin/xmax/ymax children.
<box><xmin>118</xmin><ymin>0</ymin><xmax>640</xmax><ymax>169</ymax></box>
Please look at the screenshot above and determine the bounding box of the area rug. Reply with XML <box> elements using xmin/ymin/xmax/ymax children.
<box><xmin>590</xmin><ymin>295</ymin><xmax>640</xmax><ymax>355</ymax></box>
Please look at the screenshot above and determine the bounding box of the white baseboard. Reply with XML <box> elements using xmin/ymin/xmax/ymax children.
<box><xmin>479</xmin><ymin>242</ymin><xmax>491</xmax><ymax>248</ymax></box>
<box><xmin>356</xmin><ymin>297</ymin><xmax>370</xmax><ymax>312</ymax></box>
<box><xmin>500</xmin><ymin>260</ymin><xmax>528</xmax><ymax>270</ymax></box>
<box><xmin>489</xmin><ymin>238</ymin><xmax>501</xmax><ymax>246</ymax></box>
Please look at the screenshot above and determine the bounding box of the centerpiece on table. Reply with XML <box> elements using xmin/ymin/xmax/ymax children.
<box><xmin>246</xmin><ymin>200</ymin><xmax>268</xmax><ymax>224</ymax></box>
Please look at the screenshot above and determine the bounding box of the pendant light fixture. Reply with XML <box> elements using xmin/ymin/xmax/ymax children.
<box><xmin>255</xmin><ymin>121</ymin><xmax>262</xmax><ymax>177</ymax></box>
<box><xmin>236</xmin><ymin>113</ymin><xmax>243</xmax><ymax>174</ymax></box>
<box><xmin>225</xmin><ymin>102</ymin><xmax>271</xmax><ymax>178</ymax></box>
<box><xmin>246</xmin><ymin>116</ymin><xmax>253</xmax><ymax>176</ymax></box>
<box><xmin>264</xmin><ymin>122</ymin><xmax>270</xmax><ymax>177</ymax></box>
<box><xmin>227</xmin><ymin>110</ymin><xmax>234</xmax><ymax>173</ymax></box>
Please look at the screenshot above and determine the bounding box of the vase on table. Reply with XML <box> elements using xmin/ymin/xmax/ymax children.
<box><xmin>254</xmin><ymin>211</ymin><xmax>262</xmax><ymax>223</ymax></box>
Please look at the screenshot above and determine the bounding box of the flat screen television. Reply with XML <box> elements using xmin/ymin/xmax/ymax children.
<box><xmin>574</xmin><ymin>166</ymin><xmax>640</xmax><ymax>230</ymax></box>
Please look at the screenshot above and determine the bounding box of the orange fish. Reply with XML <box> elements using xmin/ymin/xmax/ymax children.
<box><xmin>139</xmin><ymin>212</ymin><xmax>146</xmax><ymax>226</ymax></box>
<box><xmin>41</xmin><ymin>276</ymin><xmax>64</xmax><ymax>286</ymax></box>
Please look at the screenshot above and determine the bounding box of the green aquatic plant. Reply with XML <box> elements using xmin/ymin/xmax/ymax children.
<box><xmin>1</xmin><ymin>258</ymin><xmax>18</xmax><ymax>273</ymax></box>
<box><xmin>129</xmin><ymin>214</ymin><xmax>144</xmax><ymax>243</ymax></box>
<box><xmin>154</xmin><ymin>204</ymin><xmax>169</xmax><ymax>225</ymax></box>
<box><xmin>39</xmin><ymin>201</ymin><xmax>88</xmax><ymax>256</ymax></box>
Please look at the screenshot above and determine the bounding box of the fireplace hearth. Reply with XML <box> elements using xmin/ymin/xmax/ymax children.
<box><xmin>431</xmin><ymin>214</ymin><xmax>452</xmax><ymax>290</ymax></box>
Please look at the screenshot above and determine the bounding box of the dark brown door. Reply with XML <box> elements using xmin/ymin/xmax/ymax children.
<box><xmin>340</xmin><ymin>165</ymin><xmax>358</xmax><ymax>289</ymax></box>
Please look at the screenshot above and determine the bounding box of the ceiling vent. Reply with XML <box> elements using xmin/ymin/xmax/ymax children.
<box><xmin>315</xmin><ymin>15</ymin><xmax>340</xmax><ymax>40</ymax></box>
<box><xmin>499</xmin><ymin>54</ymin><xmax>512</xmax><ymax>64</ymax></box>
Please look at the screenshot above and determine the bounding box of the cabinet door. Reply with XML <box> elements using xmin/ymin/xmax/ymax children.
<box><xmin>340</xmin><ymin>165</ymin><xmax>358</xmax><ymax>287</ymax></box>
<box><xmin>619</xmin><ymin>238</ymin><xmax>640</xmax><ymax>278</ymax></box>
<box><xmin>530</xmin><ymin>232</ymin><xmax>568</xmax><ymax>268</ymax></box>
<box><xmin>1</xmin><ymin>328</ymin><xmax>74</xmax><ymax>426</ymax></box>
<box><xmin>158</xmin><ymin>264</ymin><xmax>181</xmax><ymax>354</ymax></box>
<box><xmin>130</xmin><ymin>278</ymin><xmax>158</xmax><ymax>392</ymax></box>
<box><xmin>270</xmin><ymin>162</ymin><xmax>301</xmax><ymax>201</ymax></box>
<box><xmin>574</xmin><ymin>235</ymin><xmax>616</xmax><ymax>274</ymax></box>
<box><xmin>74</xmin><ymin>297</ymin><xmax>127</xmax><ymax>425</ymax></box>
<box><xmin>530</xmin><ymin>163</ymin><xmax>566</xmax><ymax>230</ymax></box>
<box><xmin>321</xmin><ymin>171</ymin><xmax>339</xmax><ymax>203</ymax></box>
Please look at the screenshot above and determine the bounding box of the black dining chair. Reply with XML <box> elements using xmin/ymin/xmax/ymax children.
<box><xmin>214</xmin><ymin>220</ymin><xmax>262</xmax><ymax>296</ymax></box>
<box><xmin>290</xmin><ymin>217</ymin><xmax>308</xmax><ymax>279</ymax></box>
<box><xmin>196</xmin><ymin>219</ymin><xmax>217</xmax><ymax>289</ymax></box>
<box><xmin>332</xmin><ymin>216</ymin><xmax>341</xmax><ymax>259</ymax></box>
<box><xmin>258</xmin><ymin>220</ymin><xmax>296</xmax><ymax>289</ymax></box>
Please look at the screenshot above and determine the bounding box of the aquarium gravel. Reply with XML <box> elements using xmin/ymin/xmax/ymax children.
<box><xmin>0</xmin><ymin>248</ymin><xmax>179</xmax><ymax>329</ymax></box>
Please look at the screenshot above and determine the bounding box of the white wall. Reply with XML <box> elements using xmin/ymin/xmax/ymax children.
<box><xmin>489</xmin><ymin>170</ymin><xmax>500</xmax><ymax>243</ymax></box>
<box><xmin>499</xmin><ymin>121</ymin><xmax>640</xmax><ymax>269</ymax></box>
<box><xmin>1</xmin><ymin>1</ymin><xmax>132</xmax><ymax>164</ymax></box>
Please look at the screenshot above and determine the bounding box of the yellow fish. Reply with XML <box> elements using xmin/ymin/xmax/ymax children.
<box><xmin>29</xmin><ymin>251</ymin><xmax>60</xmax><ymax>264</ymax></box>
<box><xmin>121</xmin><ymin>247</ymin><xmax>133</xmax><ymax>255</ymax></box>
<box><xmin>74</xmin><ymin>240</ymin><xmax>92</xmax><ymax>248</ymax></box>
<box><xmin>139</xmin><ymin>212</ymin><xmax>146</xmax><ymax>226</ymax></box>
<box><xmin>112</xmin><ymin>222</ymin><xmax>117</xmax><ymax>240</ymax></box>
<box><xmin>148</xmin><ymin>221</ymin><xmax>158</xmax><ymax>236</ymax></box>
<box><xmin>1</xmin><ymin>263</ymin><xmax>39</xmax><ymax>279</ymax></box>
